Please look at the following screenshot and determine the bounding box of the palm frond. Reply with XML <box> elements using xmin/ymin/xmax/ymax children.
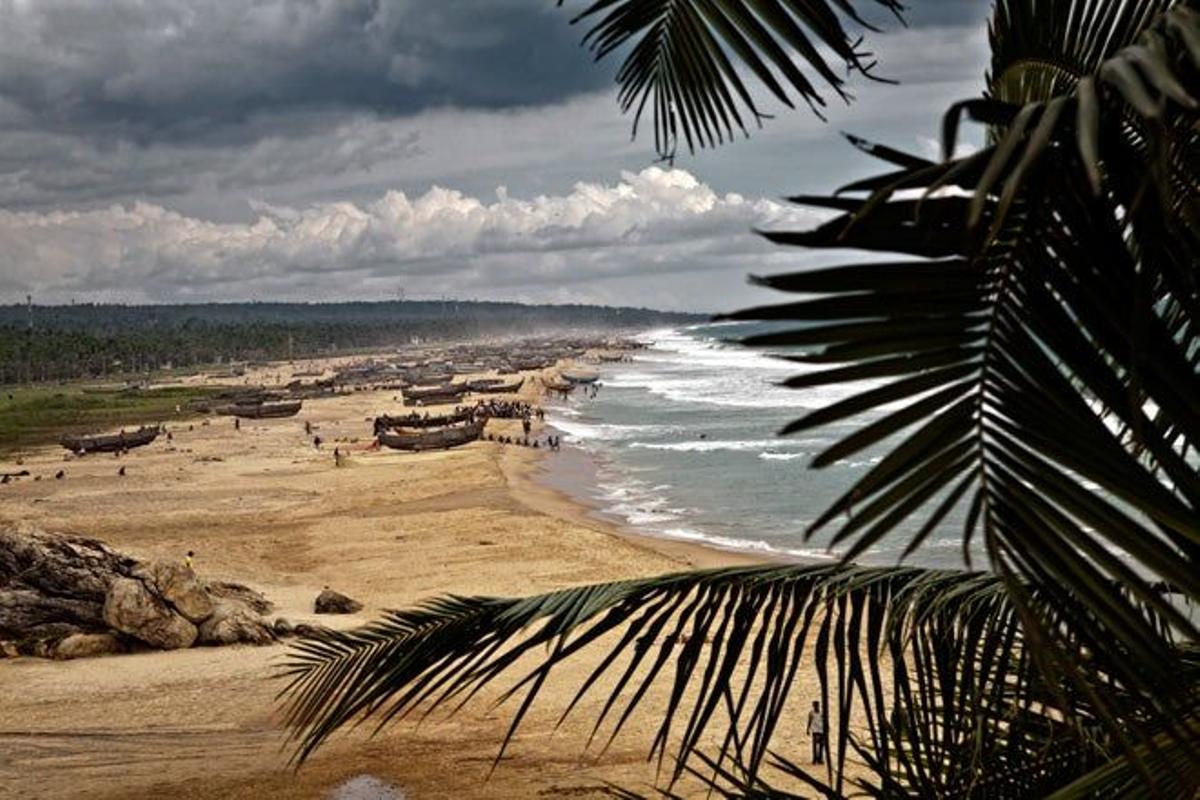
<box><xmin>556</xmin><ymin>0</ymin><xmax>905</xmax><ymax>160</ymax></box>
<box><xmin>723</xmin><ymin>0</ymin><xmax>1200</xmax><ymax>767</ymax></box>
<box><xmin>279</xmin><ymin>564</ymin><xmax>1174</xmax><ymax>795</ymax></box>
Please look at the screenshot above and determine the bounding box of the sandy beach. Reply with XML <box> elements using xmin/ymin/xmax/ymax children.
<box><xmin>0</xmin><ymin>359</ymin><xmax>831</xmax><ymax>800</ymax></box>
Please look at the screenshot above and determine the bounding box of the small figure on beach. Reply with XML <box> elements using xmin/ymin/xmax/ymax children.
<box><xmin>118</xmin><ymin>466</ymin><xmax>126</xmax><ymax>477</ymax></box>
<box><xmin>305</xmin><ymin>420</ymin><xmax>312</xmax><ymax>435</ymax></box>
<box><xmin>807</xmin><ymin>701</ymin><xmax>826</xmax><ymax>764</ymax></box>
<box><xmin>334</xmin><ymin>447</ymin><xmax>343</xmax><ymax>467</ymax></box>
<box><xmin>184</xmin><ymin>550</ymin><xmax>194</xmax><ymax>570</ymax></box>
<box><xmin>55</xmin><ymin>470</ymin><xmax>64</xmax><ymax>480</ymax></box>
<box><xmin>234</xmin><ymin>418</ymin><xmax>241</xmax><ymax>431</ymax></box>
<box><xmin>313</xmin><ymin>435</ymin><xmax>322</xmax><ymax>450</ymax></box>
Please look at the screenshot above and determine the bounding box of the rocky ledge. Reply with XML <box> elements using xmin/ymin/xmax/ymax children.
<box><xmin>1</xmin><ymin>527</ymin><xmax>301</xmax><ymax>659</ymax></box>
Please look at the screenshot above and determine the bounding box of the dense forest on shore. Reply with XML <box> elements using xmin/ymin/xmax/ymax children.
<box><xmin>0</xmin><ymin>301</ymin><xmax>701</xmax><ymax>385</ymax></box>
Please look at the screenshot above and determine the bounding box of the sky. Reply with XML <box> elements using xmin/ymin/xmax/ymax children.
<box><xmin>0</xmin><ymin>0</ymin><xmax>993</xmax><ymax>312</ymax></box>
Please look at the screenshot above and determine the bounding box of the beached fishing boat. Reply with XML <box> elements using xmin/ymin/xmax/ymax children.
<box><xmin>378</xmin><ymin>408</ymin><xmax>474</xmax><ymax>429</ymax></box>
<box><xmin>543</xmin><ymin>379</ymin><xmax>575</xmax><ymax>394</ymax></box>
<box><xmin>403</xmin><ymin>383</ymin><xmax>468</xmax><ymax>405</ymax></box>
<box><xmin>560</xmin><ymin>369</ymin><xmax>599</xmax><ymax>385</ymax></box>
<box><xmin>61</xmin><ymin>425</ymin><xmax>161</xmax><ymax>454</ymax></box>
<box><xmin>377</xmin><ymin>419</ymin><xmax>485</xmax><ymax>452</ymax></box>
<box><xmin>217</xmin><ymin>400</ymin><xmax>303</xmax><ymax>419</ymax></box>
<box><xmin>468</xmin><ymin>378</ymin><xmax>524</xmax><ymax>394</ymax></box>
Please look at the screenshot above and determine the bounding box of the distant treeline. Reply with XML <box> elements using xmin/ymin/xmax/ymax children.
<box><xmin>0</xmin><ymin>301</ymin><xmax>702</xmax><ymax>385</ymax></box>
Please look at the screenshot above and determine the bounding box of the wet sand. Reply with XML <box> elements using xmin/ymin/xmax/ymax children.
<box><xmin>0</xmin><ymin>359</ymin><xmax>837</xmax><ymax>799</ymax></box>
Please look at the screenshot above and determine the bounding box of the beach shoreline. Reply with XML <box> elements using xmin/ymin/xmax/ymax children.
<box><xmin>500</xmin><ymin>436</ymin><xmax>766</xmax><ymax>571</ymax></box>
<box><xmin>1</xmin><ymin>348</ymin><xmax>829</xmax><ymax>800</ymax></box>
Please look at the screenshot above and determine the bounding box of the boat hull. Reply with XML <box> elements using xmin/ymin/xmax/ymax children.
<box><xmin>378</xmin><ymin>420</ymin><xmax>485</xmax><ymax>452</ymax></box>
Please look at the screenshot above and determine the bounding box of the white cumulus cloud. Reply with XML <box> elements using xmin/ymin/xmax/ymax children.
<box><xmin>0</xmin><ymin>167</ymin><xmax>827</xmax><ymax>309</ymax></box>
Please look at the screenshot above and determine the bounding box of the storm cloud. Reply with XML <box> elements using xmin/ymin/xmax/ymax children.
<box><xmin>0</xmin><ymin>0</ymin><xmax>992</xmax><ymax>308</ymax></box>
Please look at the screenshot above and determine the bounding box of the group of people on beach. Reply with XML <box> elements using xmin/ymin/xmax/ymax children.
<box><xmin>469</xmin><ymin>399</ymin><xmax>543</xmax><ymax>421</ymax></box>
<box><xmin>485</xmin><ymin>432</ymin><xmax>560</xmax><ymax>451</ymax></box>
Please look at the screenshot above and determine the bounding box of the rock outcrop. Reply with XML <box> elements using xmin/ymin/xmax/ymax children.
<box><xmin>314</xmin><ymin>588</ymin><xmax>363</xmax><ymax>615</ymax></box>
<box><xmin>103</xmin><ymin>577</ymin><xmax>198</xmax><ymax>650</ymax></box>
<box><xmin>51</xmin><ymin>632</ymin><xmax>126</xmax><ymax>660</ymax></box>
<box><xmin>197</xmin><ymin>604</ymin><xmax>274</xmax><ymax>646</ymax></box>
<box><xmin>133</xmin><ymin>562</ymin><xmax>214</xmax><ymax>623</ymax></box>
<box><xmin>0</xmin><ymin>528</ymin><xmax>133</xmax><ymax>640</ymax></box>
<box><xmin>1</xmin><ymin>526</ymin><xmax>279</xmax><ymax>659</ymax></box>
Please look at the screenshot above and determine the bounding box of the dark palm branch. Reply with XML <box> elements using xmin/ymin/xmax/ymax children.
<box><xmin>557</xmin><ymin>0</ymin><xmax>905</xmax><ymax>160</ymax></box>
<box><xmin>723</xmin><ymin>0</ymin><xmax>1200</xmax><ymax>745</ymax></box>
<box><xmin>281</xmin><ymin>565</ymin><xmax>1173</xmax><ymax>795</ymax></box>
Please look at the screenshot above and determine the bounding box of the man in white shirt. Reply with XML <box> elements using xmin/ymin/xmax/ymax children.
<box><xmin>806</xmin><ymin>700</ymin><xmax>826</xmax><ymax>764</ymax></box>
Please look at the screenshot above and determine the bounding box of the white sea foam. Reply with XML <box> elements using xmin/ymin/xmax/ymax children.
<box><xmin>759</xmin><ymin>452</ymin><xmax>807</xmax><ymax>461</ymax></box>
<box><xmin>617</xmin><ymin>328</ymin><xmax>894</xmax><ymax>410</ymax></box>
<box><xmin>653</xmin><ymin>527</ymin><xmax>839</xmax><ymax>562</ymax></box>
<box><xmin>553</xmin><ymin>419</ymin><xmax>676</xmax><ymax>442</ymax></box>
<box><xmin>629</xmin><ymin>439</ymin><xmax>800</xmax><ymax>453</ymax></box>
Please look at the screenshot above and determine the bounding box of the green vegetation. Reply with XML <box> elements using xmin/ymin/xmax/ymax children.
<box><xmin>0</xmin><ymin>300</ymin><xmax>701</xmax><ymax>386</ymax></box>
<box><xmin>0</xmin><ymin>385</ymin><xmax>221</xmax><ymax>454</ymax></box>
<box><xmin>280</xmin><ymin>0</ymin><xmax>1199</xmax><ymax>796</ymax></box>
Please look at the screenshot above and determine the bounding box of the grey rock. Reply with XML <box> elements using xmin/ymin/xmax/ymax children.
<box><xmin>51</xmin><ymin>632</ymin><xmax>126</xmax><ymax>660</ymax></box>
<box><xmin>208</xmin><ymin>581</ymin><xmax>274</xmax><ymax>615</ymax></box>
<box><xmin>103</xmin><ymin>577</ymin><xmax>197</xmax><ymax>650</ymax></box>
<box><xmin>314</xmin><ymin>589</ymin><xmax>363</xmax><ymax>615</ymax></box>
<box><xmin>134</xmin><ymin>561</ymin><xmax>214</xmax><ymax>623</ymax></box>
<box><xmin>197</xmin><ymin>603</ymin><xmax>274</xmax><ymax>646</ymax></box>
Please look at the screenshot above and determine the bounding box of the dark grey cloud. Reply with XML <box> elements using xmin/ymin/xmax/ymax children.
<box><xmin>0</xmin><ymin>0</ymin><xmax>610</xmax><ymax>140</ymax></box>
<box><xmin>0</xmin><ymin>0</ymin><xmax>988</xmax><ymax>141</ymax></box>
<box><xmin>0</xmin><ymin>0</ymin><xmax>994</xmax><ymax>309</ymax></box>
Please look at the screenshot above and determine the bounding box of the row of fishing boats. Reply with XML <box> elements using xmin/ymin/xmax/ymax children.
<box><xmin>58</xmin><ymin>362</ymin><xmax>596</xmax><ymax>455</ymax></box>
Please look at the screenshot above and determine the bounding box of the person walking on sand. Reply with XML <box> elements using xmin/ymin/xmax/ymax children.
<box><xmin>806</xmin><ymin>701</ymin><xmax>826</xmax><ymax>764</ymax></box>
<box><xmin>234</xmin><ymin>418</ymin><xmax>241</xmax><ymax>431</ymax></box>
<box><xmin>184</xmin><ymin>550</ymin><xmax>195</xmax><ymax>570</ymax></box>
<box><xmin>334</xmin><ymin>447</ymin><xmax>343</xmax><ymax>467</ymax></box>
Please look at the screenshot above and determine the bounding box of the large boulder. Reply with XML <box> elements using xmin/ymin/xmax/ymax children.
<box><xmin>133</xmin><ymin>561</ymin><xmax>213</xmax><ymax>623</ymax></box>
<box><xmin>208</xmin><ymin>581</ymin><xmax>273</xmax><ymax>615</ymax></box>
<box><xmin>51</xmin><ymin>632</ymin><xmax>126</xmax><ymax>660</ymax></box>
<box><xmin>0</xmin><ymin>527</ymin><xmax>133</xmax><ymax>640</ymax></box>
<box><xmin>197</xmin><ymin>603</ymin><xmax>275</xmax><ymax>646</ymax></box>
<box><xmin>314</xmin><ymin>588</ymin><xmax>363</xmax><ymax>615</ymax></box>
<box><xmin>0</xmin><ymin>588</ymin><xmax>108</xmax><ymax>641</ymax></box>
<box><xmin>1</xmin><ymin>527</ymin><xmax>273</xmax><ymax>658</ymax></box>
<box><xmin>103</xmin><ymin>577</ymin><xmax>197</xmax><ymax>650</ymax></box>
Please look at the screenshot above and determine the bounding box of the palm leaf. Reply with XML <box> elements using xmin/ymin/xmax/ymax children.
<box><xmin>724</xmin><ymin>0</ymin><xmax>1200</xmax><ymax>770</ymax></box>
<box><xmin>278</xmin><ymin>565</ymin><xmax>1195</xmax><ymax>795</ymax></box>
<box><xmin>556</xmin><ymin>0</ymin><xmax>904</xmax><ymax>160</ymax></box>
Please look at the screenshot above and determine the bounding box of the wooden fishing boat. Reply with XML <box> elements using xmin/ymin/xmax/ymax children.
<box><xmin>560</xmin><ymin>369</ymin><xmax>600</xmax><ymax>385</ymax></box>
<box><xmin>543</xmin><ymin>380</ymin><xmax>575</xmax><ymax>394</ymax></box>
<box><xmin>403</xmin><ymin>383</ymin><xmax>468</xmax><ymax>405</ymax></box>
<box><xmin>61</xmin><ymin>425</ymin><xmax>161</xmax><ymax>454</ymax></box>
<box><xmin>468</xmin><ymin>378</ymin><xmax>524</xmax><ymax>394</ymax></box>
<box><xmin>378</xmin><ymin>419</ymin><xmax>485</xmax><ymax>452</ymax></box>
<box><xmin>378</xmin><ymin>408</ymin><xmax>474</xmax><ymax>430</ymax></box>
<box><xmin>217</xmin><ymin>400</ymin><xmax>303</xmax><ymax>419</ymax></box>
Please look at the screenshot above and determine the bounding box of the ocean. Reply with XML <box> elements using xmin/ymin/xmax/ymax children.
<box><xmin>543</xmin><ymin>323</ymin><xmax>976</xmax><ymax>569</ymax></box>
